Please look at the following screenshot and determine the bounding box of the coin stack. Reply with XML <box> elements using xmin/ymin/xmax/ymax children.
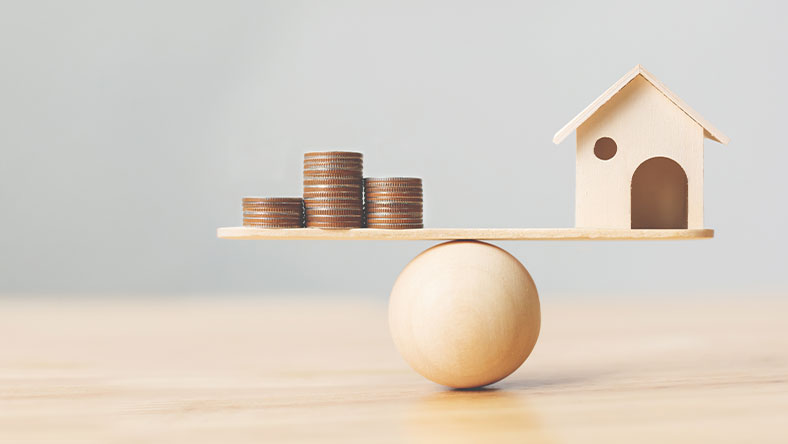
<box><xmin>303</xmin><ymin>151</ymin><xmax>364</xmax><ymax>229</ymax></box>
<box><xmin>242</xmin><ymin>197</ymin><xmax>304</xmax><ymax>228</ymax></box>
<box><xmin>364</xmin><ymin>177</ymin><xmax>423</xmax><ymax>229</ymax></box>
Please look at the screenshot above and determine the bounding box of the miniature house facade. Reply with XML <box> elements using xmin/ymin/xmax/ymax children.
<box><xmin>553</xmin><ymin>65</ymin><xmax>729</xmax><ymax>229</ymax></box>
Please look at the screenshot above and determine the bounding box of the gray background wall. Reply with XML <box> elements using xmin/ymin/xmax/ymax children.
<box><xmin>1</xmin><ymin>0</ymin><xmax>785</xmax><ymax>297</ymax></box>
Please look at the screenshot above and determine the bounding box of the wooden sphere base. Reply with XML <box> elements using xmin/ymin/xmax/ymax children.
<box><xmin>388</xmin><ymin>241</ymin><xmax>541</xmax><ymax>389</ymax></box>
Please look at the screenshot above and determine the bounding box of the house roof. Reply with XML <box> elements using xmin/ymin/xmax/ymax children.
<box><xmin>552</xmin><ymin>64</ymin><xmax>729</xmax><ymax>145</ymax></box>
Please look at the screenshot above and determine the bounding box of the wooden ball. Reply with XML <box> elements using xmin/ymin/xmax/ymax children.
<box><xmin>389</xmin><ymin>240</ymin><xmax>540</xmax><ymax>389</ymax></box>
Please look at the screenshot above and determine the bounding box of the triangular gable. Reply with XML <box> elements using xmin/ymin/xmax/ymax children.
<box><xmin>552</xmin><ymin>65</ymin><xmax>729</xmax><ymax>145</ymax></box>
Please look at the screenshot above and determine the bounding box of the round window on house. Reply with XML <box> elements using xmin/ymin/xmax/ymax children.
<box><xmin>594</xmin><ymin>137</ymin><xmax>617</xmax><ymax>160</ymax></box>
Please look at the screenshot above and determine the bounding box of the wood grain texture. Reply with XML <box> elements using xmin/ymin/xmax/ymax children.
<box><xmin>217</xmin><ymin>227</ymin><xmax>714</xmax><ymax>240</ymax></box>
<box><xmin>1</xmin><ymin>296</ymin><xmax>786</xmax><ymax>443</ymax></box>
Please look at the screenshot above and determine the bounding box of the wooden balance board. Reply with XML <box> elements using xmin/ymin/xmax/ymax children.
<box><xmin>217</xmin><ymin>227</ymin><xmax>713</xmax><ymax>241</ymax></box>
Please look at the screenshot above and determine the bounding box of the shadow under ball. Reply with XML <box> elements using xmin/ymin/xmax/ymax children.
<box><xmin>388</xmin><ymin>241</ymin><xmax>541</xmax><ymax>388</ymax></box>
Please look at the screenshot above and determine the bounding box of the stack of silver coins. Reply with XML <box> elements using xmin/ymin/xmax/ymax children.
<box><xmin>303</xmin><ymin>151</ymin><xmax>364</xmax><ymax>229</ymax></box>
<box><xmin>242</xmin><ymin>197</ymin><xmax>304</xmax><ymax>228</ymax></box>
<box><xmin>364</xmin><ymin>177</ymin><xmax>423</xmax><ymax>229</ymax></box>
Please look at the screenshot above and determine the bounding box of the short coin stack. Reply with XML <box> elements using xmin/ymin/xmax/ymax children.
<box><xmin>242</xmin><ymin>197</ymin><xmax>304</xmax><ymax>228</ymax></box>
<box><xmin>364</xmin><ymin>177</ymin><xmax>423</xmax><ymax>229</ymax></box>
<box><xmin>303</xmin><ymin>151</ymin><xmax>364</xmax><ymax>229</ymax></box>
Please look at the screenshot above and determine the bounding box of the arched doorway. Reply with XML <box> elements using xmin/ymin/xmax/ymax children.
<box><xmin>631</xmin><ymin>157</ymin><xmax>688</xmax><ymax>229</ymax></box>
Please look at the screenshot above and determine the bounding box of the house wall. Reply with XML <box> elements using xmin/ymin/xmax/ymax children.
<box><xmin>575</xmin><ymin>75</ymin><xmax>705</xmax><ymax>229</ymax></box>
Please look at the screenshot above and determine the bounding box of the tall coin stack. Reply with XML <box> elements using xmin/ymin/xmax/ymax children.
<box><xmin>303</xmin><ymin>151</ymin><xmax>364</xmax><ymax>229</ymax></box>
<box><xmin>242</xmin><ymin>197</ymin><xmax>304</xmax><ymax>228</ymax></box>
<box><xmin>364</xmin><ymin>177</ymin><xmax>423</xmax><ymax>229</ymax></box>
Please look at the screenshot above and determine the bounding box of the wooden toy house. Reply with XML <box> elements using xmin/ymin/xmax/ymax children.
<box><xmin>553</xmin><ymin>65</ymin><xmax>729</xmax><ymax>229</ymax></box>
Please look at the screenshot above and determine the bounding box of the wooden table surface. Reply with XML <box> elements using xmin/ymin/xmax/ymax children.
<box><xmin>2</xmin><ymin>295</ymin><xmax>787</xmax><ymax>443</ymax></box>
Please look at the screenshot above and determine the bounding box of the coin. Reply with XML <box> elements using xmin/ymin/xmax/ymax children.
<box><xmin>365</xmin><ymin>223</ymin><xmax>423</xmax><ymax>229</ymax></box>
<box><xmin>364</xmin><ymin>213</ymin><xmax>423</xmax><ymax>219</ymax></box>
<box><xmin>365</xmin><ymin>193</ymin><xmax>421</xmax><ymax>198</ymax></box>
<box><xmin>303</xmin><ymin>184</ymin><xmax>362</xmax><ymax>189</ymax></box>
<box><xmin>242</xmin><ymin>222</ymin><xmax>304</xmax><ymax>228</ymax></box>
<box><xmin>304</xmin><ymin>160</ymin><xmax>363</xmax><ymax>167</ymax></box>
<box><xmin>365</xmin><ymin>203</ymin><xmax>423</xmax><ymax>209</ymax></box>
<box><xmin>304</xmin><ymin>151</ymin><xmax>362</xmax><ymax>158</ymax></box>
<box><xmin>306</xmin><ymin>208</ymin><xmax>364</xmax><ymax>214</ymax></box>
<box><xmin>242</xmin><ymin>197</ymin><xmax>303</xmax><ymax>203</ymax></box>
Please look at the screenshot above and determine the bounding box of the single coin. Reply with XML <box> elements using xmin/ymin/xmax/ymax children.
<box><xmin>243</xmin><ymin>221</ymin><xmax>303</xmax><ymax>226</ymax></box>
<box><xmin>304</xmin><ymin>171</ymin><xmax>363</xmax><ymax>177</ymax></box>
<box><xmin>241</xmin><ymin>197</ymin><xmax>301</xmax><ymax>204</ymax></box>
<box><xmin>304</xmin><ymin>161</ymin><xmax>362</xmax><ymax>166</ymax></box>
<box><xmin>304</xmin><ymin>151</ymin><xmax>362</xmax><ymax>158</ymax></box>
<box><xmin>304</xmin><ymin>197</ymin><xmax>362</xmax><ymax>202</ymax></box>
<box><xmin>241</xmin><ymin>203</ymin><xmax>302</xmax><ymax>207</ymax></box>
<box><xmin>365</xmin><ymin>223</ymin><xmax>423</xmax><ymax>229</ymax></box>
<box><xmin>364</xmin><ymin>215</ymin><xmax>423</xmax><ymax>221</ymax></box>
<box><xmin>364</xmin><ymin>212</ymin><xmax>423</xmax><ymax>218</ymax></box>
<box><xmin>364</xmin><ymin>199</ymin><xmax>423</xmax><ymax>205</ymax></box>
<box><xmin>304</xmin><ymin>196</ymin><xmax>361</xmax><ymax>201</ymax></box>
<box><xmin>364</xmin><ymin>176</ymin><xmax>420</xmax><ymax>181</ymax></box>
<box><xmin>304</xmin><ymin>200</ymin><xmax>362</xmax><ymax>206</ymax></box>
<box><xmin>304</xmin><ymin>160</ymin><xmax>363</xmax><ymax>167</ymax></box>
<box><xmin>304</xmin><ymin>193</ymin><xmax>361</xmax><ymax>198</ymax></box>
<box><xmin>303</xmin><ymin>163</ymin><xmax>362</xmax><ymax>170</ymax></box>
<box><xmin>242</xmin><ymin>212</ymin><xmax>303</xmax><ymax>217</ymax></box>
<box><xmin>365</xmin><ymin>184</ymin><xmax>421</xmax><ymax>188</ymax></box>
<box><xmin>365</xmin><ymin>220</ymin><xmax>423</xmax><ymax>225</ymax></box>
<box><xmin>305</xmin><ymin>206</ymin><xmax>363</xmax><ymax>211</ymax></box>
<box><xmin>306</xmin><ymin>221</ymin><xmax>362</xmax><ymax>225</ymax></box>
<box><xmin>364</xmin><ymin>188</ymin><xmax>422</xmax><ymax>193</ymax></box>
<box><xmin>306</xmin><ymin>208</ymin><xmax>364</xmax><ymax>214</ymax></box>
<box><xmin>242</xmin><ymin>214</ymin><xmax>303</xmax><ymax>218</ymax></box>
<box><xmin>243</xmin><ymin>208</ymin><xmax>302</xmax><ymax>213</ymax></box>
<box><xmin>365</xmin><ymin>221</ymin><xmax>423</xmax><ymax>226</ymax></box>
<box><xmin>366</xmin><ymin>206</ymin><xmax>421</xmax><ymax>210</ymax></box>
<box><xmin>242</xmin><ymin>196</ymin><xmax>303</xmax><ymax>201</ymax></box>
<box><xmin>303</xmin><ymin>183</ymin><xmax>362</xmax><ymax>189</ymax></box>
<box><xmin>364</xmin><ymin>180</ymin><xmax>422</xmax><ymax>187</ymax></box>
<box><xmin>243</xmin><ymin>200</ymin><xmax>303</xmax><ymax>205</ymax></box>
<box><xmin>364</xmin><ymin>181</ymin><xmax>421</xmax><ymax>188</ymax></box>
<box><xmin>306</xmin><ymin>220</ymin><xmax>363</xmax><ymax>225</ymax></box>
<box><xmin>365</xmin><ymin>202</ymin><xmax>423</xmax><ymax>208</ymax></box>
<box><xmin>364</xmin><ymin>185</ymin><xmax>420</xmax><ymax>190</ymax></box>
<box><xmin>306</xmin><ymin>215</ymin><xmax>363</xmax><ymax>219</ymax></box>
<box><xmin>303</xmin><ymin>188</ymin><xmax>362</xmax><ymax>194</ymax></box>
<box><xmin>304</xmin><ymin>178</ymin><xmax>362</xmax><ymax>184</ymax></box>
<box><xmin>306</xmin><ymin>217</ymin><xmax>363</xmax><ymax>222</ymax></box>
<box><xmin>303</xmin><ymin>183</ymin><xmax>362</xmax><ymax>188</ymax></box>
<box><xmin>242</xmin><ymin>205</ymin><xmax>303</xmax><ymax>209</ymax></box>
<box><xmin>306</xmin><ymin>214</ymin><xmax>363</xmax><ymax>219</ymax></box>
<box><xmin>365</xmin><ymin>191</ymin><xmax>421</xmax><ymax>196</ymax></box>
<box><xmin>364</xmin><ymin>194</ymin><xmax>422</xmax><ymax>199</ymax></box>
<box><xmin>365</xmin><ymin>194</ymin><xmax>422</xmax><ymax>200</ymax></box>
<box><xmin>242</xmin><ymin>213</ymin><xmax>303</xmax><ymax>218</ymax></box>
<box><xmin>241</xmin><ymin>205</ymin><xmax>304</xmax><ymax>214</ymax></box>
<box><xmin>243</xmin><ymin>223</ymin><xmax>304</xmax><ymax>228</ymax></box>
<box><xmin>366</xmin><ymin>210</ymin><xmax>422</xmax><ymax>216</ymax></box>
<box><xmin>305</xmin><ymin>219</ymin><xmax>363</xmax><ymax>224</ymax></box>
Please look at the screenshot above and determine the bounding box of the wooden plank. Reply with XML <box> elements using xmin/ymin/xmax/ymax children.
<box><xmin>1</xmin><ymin>297</ymin><xmax>786</xmax><ymax>443</ymax></box>
<box><xmin>217</xmin><ymin>227</ymin><xmax>714</xmax><ymax>240</ymax></box>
